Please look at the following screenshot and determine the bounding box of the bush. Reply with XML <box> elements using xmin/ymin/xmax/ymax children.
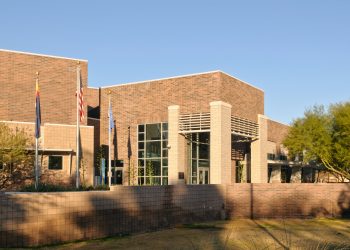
<box><xmin>20</xmin><ymin>183</ymin><xmax>110</xmax><ymax>192</ymax></box>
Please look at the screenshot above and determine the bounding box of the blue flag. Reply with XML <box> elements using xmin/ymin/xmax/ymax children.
<box><xmin>35</xmin><ymin>81</ymin><xmax>41</xmax><ymax>138</ymax></box>
<box><xmin>109</xmin><ymin>102</ymin><xmax>114</xmax><ymax>132</ymax></box>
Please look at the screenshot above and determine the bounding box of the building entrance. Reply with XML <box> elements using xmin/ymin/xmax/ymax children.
<box><xmin>198</xmin><ymin>167</ymin><xmax>209</xmax><ymax>184</ymax></box>
<box><xmin>188</xmin><ymin>132</ymin><xmax>210</xmax><ymax>184</ymax></box>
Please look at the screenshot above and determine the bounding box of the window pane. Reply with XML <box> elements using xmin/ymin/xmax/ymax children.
<box><xmin>162</xmin><ymin>141</ymin><xmax>168</xmax><ymax>149</ymax></box>
<box><xmin>138</xmin><ymin>160</ymin><xmax>145</xmax><ymax>167</ymax></box>
<box><xmin>138</xmin><ymin>124</ymin><xmax>145</xmax><ymax>133</ymax></box>
<box><xmin>192</xmin><ymin>160</ymin><xmax>197</xmax><ymax>168</ymax></box>
<box><xmin>162</xmin><ymin>132</ymin><xmax>168</xmax><ymax>140</ymax></box>
<box><xmin>146</xmin><ymin>141</ymin><xmax>161</xmax><ymax>158</ymax></box>
<box><xmin>48</xmin><ymin>156</ymin><xmax>63</xmax><ymax>170</ymax></box>
<box><xmin>146</xmin><ymin>124</ymin><xmax>161</xmax><ymax>140</ymax></box>
<box><xmin>192</xmin><ymin>177</ymin><xmax>197</xmax><ymax>184</ymax></box>
<box><xmin>138</xmin><ymin>142</ymin><xmax>144</xmax><ymax>150</ymax></box>
<box><xmin>162</xmin><ymin>123</ymin><xmax>168</xmax><ymax>131</ymax></box>
<box><xmin>138</xmin><ymin>168</ymin><xmax>144</xmax><ymax>177</ymax></box>
<box><xmin>138</xmin><ymin>177</ymin><xmax>144</xmax><ymax>185</ymax></box>
<box><xmin>162</xmin><ymin>177</ymin><xmax>168</xmax><ymax>185</ymax></box>
<box><xmin>192</xmin><ymin>142</ymin><xmax>197</xmax><ymax>158</ymax></box>
<box><xmin>199</xmin><ymin>143</ymin><xmax>209</xmax><ymax>159</ymax></box>
<box><xmin>162</xmin><ymin>149</ymin><xmax>168</xmax><ymax>157</ymax></box>
<box><xmin>162</xmin><ymin>167</ymin><xmax>168</xmax><ymax>176</ymax></box>
<box><xmin>198</xmin><ymin>160</ymin><xmax>209</xmax><ymax>167</ymax></box>
<box><xmin>146</xmin><ymin>159</ymin><xmax>161</xmax><ymax>176</ymax></box>
<box><xmin>199</xmin><ymin>132</ymin><xmax>210</xmax><ymax>143</ymax></box>
<box><xmin>146</xmin><ymin>177</ymin><xmax>161</xmax><ymax>185</ymax></box>
<box><xmin>138</xmin><ymin>151</ymin><xmax>144</xmax><ymax>158</ymax></box>
<box><xmin>138</xmin><ymin>133</ymin><xmax>144</xmax><ymax>141</ymax></box>
<box><xmin>162</xmin><ymin>158</ymin><xmax>168</xmax><ymax>167</ymax></box>
<box><xmin>192</xmin><ymin>164</ymin><xmax>197</xmax><ymax>176</ymax></box>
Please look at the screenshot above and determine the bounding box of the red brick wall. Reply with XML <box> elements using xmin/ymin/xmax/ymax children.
<box><xmin>1</xmin><ymin>184</ymin><xmax>349</xmax><ymax>247</ymax></box>
<box><xmin>0</xmin><ymin>50</ymin><xmax>88</xmax><ymax>125</ymax></box>
<box><xmin>226</xmin><ymin>183</ymin><xmax>350</xmax><ymax>219</ymax></box>
<box><xmin>220</xmin><ymin>72</ymin><xmax>264</xmax><ymax>122</ymax></box>
<box><xmin>267</xmin><ymin>119</ymin><xmax>289</xmax><ymax>144</ymax></box>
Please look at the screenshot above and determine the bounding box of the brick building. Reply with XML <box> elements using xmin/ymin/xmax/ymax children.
<box><xmin>1</xmin><ymin>49</ymin><xmax>315</xmax><ymax>189</ymax></box>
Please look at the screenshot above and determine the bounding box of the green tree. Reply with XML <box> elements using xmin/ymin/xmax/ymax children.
<box><xmin>0</xmin><ymin>123</ymin><xmax>33</xmax><ymax>190</ymax></box>
<box><xmin>283</xmin><ymin>103</ymin><xmax>350</xmax><ymax>181</ymax></box>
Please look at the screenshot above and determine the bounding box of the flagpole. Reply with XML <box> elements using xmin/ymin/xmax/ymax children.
<box><xmin>76</xmin><ymin>62</ymin><xmax>81</xmax><ymax>189</ymax></box>
<box><xmin>35</xmin><ymin>72</ymin><xmax>39</xmax><ymax>190</ymax></box>
<box><xmin>108</xmin><ymin>91</ymin><xmax>111</xmax><ymax>187</ymax></box>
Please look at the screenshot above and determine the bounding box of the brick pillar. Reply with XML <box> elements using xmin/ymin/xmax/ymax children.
<box><xmin>251</xmin><ymin>114</ymin><xmax>268</xmax><ymax>183</ymax></box>
<box><xmin>168</xmin><ymin>105</ymin><xmax>185</xmax><ymax>185</ymax></box>
<box><xmin>210</xmin><ymin>101</ymin><xmax>232</xmax><ymax>184</ymax></box>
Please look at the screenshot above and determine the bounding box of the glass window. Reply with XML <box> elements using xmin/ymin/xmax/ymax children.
<box><xmin>198</xmin><ymin>160</ymin><xmax>209</xmax><ymax>167</ymax></box>
<box><xmin>146</xmin><ymin>124</ymin><xmax>161</xmax><ymax>140</ymax></box>
<box><xmin>138</xmin><ymin>124</ymin><xmax>145</xmax><ymax>133</ymax></box>
<box><xmin>189</xmin><ymin>132</ymin><xmax>210</xmax><ymax>184</ymax></box>
<box><xmin>48</xmin><ymin>156</ymin><xmax>63</xmax><ymax>170</ymax></box>
<box><xmin>138</xmin><ymin>160</ymin><xmax>145</xmax><ymax>167</ymax></box>
<box><xmin>138</xmin><ymin>168</ymin><xmax>144</xmax><ymax>176</ymax></box>
<box><xmin>146</xmin><ymin>159</ymin><xmax>161</xmax><ymax>176</ymax></box>
<box><xmin>146</xmin><ymin>141</ymin><xmax>161</xmax><ymax>158</ymax></box>
<box><xmin>138</xmin><ymin>133</ymin><xmax>144</xmax><ymax>141</ymax></box>
<box><xmin>199</xmin><ymin>144</ymin><xmax>209</xmax><ymax>159</ymax></box>
<box><xmin>138</xmin><ymin>122</ymin><xmax>168</xmax><ymax>185</ymax></box>
<box><xmin>138</xmin><ymin>151</ymin><xmax>144</xmax><ymax>158</ymax></box>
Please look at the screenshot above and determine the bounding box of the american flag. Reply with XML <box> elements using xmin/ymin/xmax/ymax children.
<box><xmin>76</xmin><ymin>68</ymin><xmax>84</xmax><ymax>122</ymax></box>
<box><xmin>78</xmin><ymin>87</ymin><xmax>84</xmax><ymax>122</ymax></box>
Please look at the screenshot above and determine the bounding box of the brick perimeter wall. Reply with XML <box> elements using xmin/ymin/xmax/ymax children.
<box><xmin>1</xmin><ymin>183</ymin><xmax>349</xmax><ymax>248</ymax></box>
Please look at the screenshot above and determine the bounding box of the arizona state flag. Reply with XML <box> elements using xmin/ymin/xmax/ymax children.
<box><xmin>35</xmin><ymin>80</ymin><xmax>41</xmax><ymax>138</ymax></box>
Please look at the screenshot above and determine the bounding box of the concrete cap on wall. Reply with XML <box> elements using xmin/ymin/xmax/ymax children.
<box><xmin>168</xmin><ymin>105</ymin><xmax>180</xmax><ymax>110</ymax></box>
<box><xmin>209</xmin><ymin>101</ymin><xmax>232</xmax><ymax>108</ymax></box>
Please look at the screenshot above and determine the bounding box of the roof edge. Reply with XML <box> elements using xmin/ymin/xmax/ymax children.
<box><xmin>100</xmin><ymin>70</ymin><xmax>222</xmax><ymax>89</ymax></box>
<box><xmin>0</xmin><ymin>49</ymin><xmax>88</xmax><ymax>62</ymax></box>
<box><xmin>100</xmin><ymin>70</ymin><xmax>264</xmax><ymax>92</ymax></box>
<box><xmin>218</xmin><ymin>71</ymin><xmax>264</xmax><ymax>93</ymax></box>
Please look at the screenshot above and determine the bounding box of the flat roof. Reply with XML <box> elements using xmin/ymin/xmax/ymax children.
<box><xmin>100</xmin><ymin>70</ymin><xmax>264</xmax><ymax>92</ymax></box>
<box><xmin>0</xmin><ymin>49</ymin><xmax>88</xmax><ymax>62</ymax></box>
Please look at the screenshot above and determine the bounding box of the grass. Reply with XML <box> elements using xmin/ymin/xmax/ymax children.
<box><xmin>17</xmin><ymin>219</ymin><xmax>350</xmax><ymax>250</ymax></box>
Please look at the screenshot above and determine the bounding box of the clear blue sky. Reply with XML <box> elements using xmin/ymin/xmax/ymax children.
<box><xmin>1</xmin><ymin>0</ymin><xmax>349</xmax><ymax>124</ymax></box>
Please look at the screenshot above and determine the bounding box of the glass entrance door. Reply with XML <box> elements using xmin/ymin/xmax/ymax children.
<box><xmin>198</xmin><ymin>167</ymin><xmax>209</xmax><ymax>184</ymax></box>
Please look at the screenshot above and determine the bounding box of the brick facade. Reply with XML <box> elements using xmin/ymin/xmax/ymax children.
<box><xmin>0</xmin><ymin>49</ymin><xmax>292</xmax><ymax>187</ymax></box>
<box><xmin>0</xmin><ymin>50</ymin><xmax>88</xmax><ymax>125</ymax></box>
<box><xmin>99</xmin><ymin>71</ymin><xmax>265</xmax><ymax>184</ymax></box>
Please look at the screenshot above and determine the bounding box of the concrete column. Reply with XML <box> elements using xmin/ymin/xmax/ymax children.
<box><xmin>168</xmin><ymin>105</ymin><xmax>185</xmax><ymax>185</ymax></box>
<box><xmin>251</xmin><ymin>114</ymin><xmax>268</xmax><ymax>183</ymax></box>
<box><xmin>269</xmin><ymin>165</ymin><xmax>281</xmax><ymax>183</ymax></box>
<box><xmin>210</xmin><ymin>101</ymin><xmax>232</xmax><ymax>184</ymax></box>
<box><xmin>291</xmin><ymin>166</ymin><xmax>302</xmax><ymax>183</ymax></box>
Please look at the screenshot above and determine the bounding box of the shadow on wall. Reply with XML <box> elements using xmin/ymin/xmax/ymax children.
<box><xmin>225</xmin><ymin>183</ymin><xmax>350</xmax><ymax>220</ymax></box>
<box><xmin>0</xmin><ymin>185</ymin><xmax>226</xmax><ymax>248</ymax></box>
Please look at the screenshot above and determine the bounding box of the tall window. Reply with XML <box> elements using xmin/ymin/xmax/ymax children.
<box><xmin>189</xmin><ymin>132</ymin><xmax>210</xmax><ymax>184</ymax></box>
<box><xmin>138</xmin><ymin>123</ymin><xmax>168</xmax><ymax>185</ymax></box>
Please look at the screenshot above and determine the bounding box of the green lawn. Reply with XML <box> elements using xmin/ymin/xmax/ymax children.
<box><xmin>37</xmin><ymin>219</ymin><xmax>350</xmax><ymax>249</ymax></box>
